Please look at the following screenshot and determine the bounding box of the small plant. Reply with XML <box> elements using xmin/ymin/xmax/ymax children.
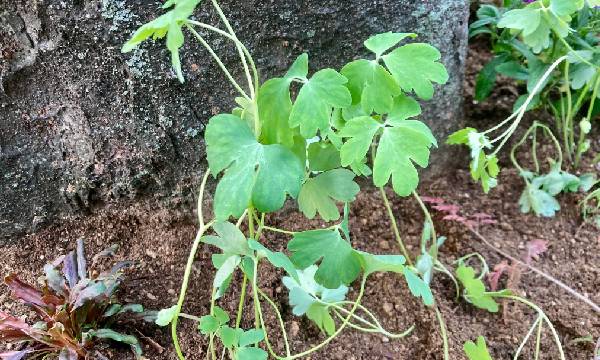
<box><xmin>0</xmin><ymin>239</ymin><xmax>145</xmax><ymax>359</ymax></box>
<box><xmin>454</xmin><ymin>256</ymin><xmax>565</xmax><ymax>360</ymax></box>
<box><xmin>119</xmin><ymin>0</ymin><xmax>576</xmax><ymax>359</ymax></box>
<box><xmin>450</xmin><ymin>0</ymin><xmax>599</xmax><ymax>213</ymax></box>
<box><xmin>581</xmin><ymin>186</ymin><xmax>600</xmax><ymax>226</ymax></box>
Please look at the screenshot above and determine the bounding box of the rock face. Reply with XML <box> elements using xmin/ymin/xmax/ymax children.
<box><xmin>0</xmin><ymin>0</ymin><xmax>469</xmax><ymax>240</ymax></box>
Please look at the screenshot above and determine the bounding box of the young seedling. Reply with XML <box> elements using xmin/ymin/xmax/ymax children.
<box><xmin>0</xmin><ymin>239</ymin><xmax>146</xmax><ymax>359</ymax></box>
<box><xmin>510</xmin><ymin>122</ymin><xmax>596</xmax><ymax>217</ymax></box>
<box><xmin>451</xmin><ymin>0</ymin><xmax>600</xmax><ymax>211</ymax></box>
<box><xmin>454</xmin><ymin>255</ymin><xmax>566</xmax><ymax>360</ymax></box>
<box><xmin>121</xmin><ymin>0</ymin><xmax>455</xmax><ymax>359</ymax></box>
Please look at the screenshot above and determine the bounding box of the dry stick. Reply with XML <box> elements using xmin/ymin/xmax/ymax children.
<box><xmin>468</xmin><ymin>228</ymin><xmax>600</xmax><ymax>314</ymax></box>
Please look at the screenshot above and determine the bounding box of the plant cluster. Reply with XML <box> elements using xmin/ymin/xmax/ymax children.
<box><xmin>0</xmin><ymin>240</ymin><xmax>145</xmax><ymax>359</ymax></box>
<box><xmin>452</xmin><ymin>0</ymin><xmax>599</xmax><ymax>218</ymax></box>
<box><xmin>118</xmin><ymin>0</ymin><xmax>575</xmax><ymax>359</ymax></box>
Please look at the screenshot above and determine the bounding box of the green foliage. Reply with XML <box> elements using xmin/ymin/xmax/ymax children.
<box><xmin>288</xmin><ymin>229</ymin><xmax>362</xmax><ymax>289</ymax></box>
<box><xmin>282</xmin><ymin>266</ymin><xmax>348</xmax><ymax>335</ymax></box>
<box><xmin>289</xmin><ymin>68</ymin><xmax>352</xmax><ymax>138</ymax></box>
<box><xmin>464</xmin><ymin>336</ymin><xmax>493</xmax><ymax>360</ymax></box>
<box><xmin>0</xmin><ymin>239</ymin><xmax>144</xmax><ymax>358</ymax></box>
<box><xmin>298</xmin><ymin>169</ymin><xmax>359</xmax><ymax>221</ymax></box>
<box><xmin>125</xmin><ymin>5</ymin><xmax>451</xmax><ymax>359</ymax></box>
<box><xmin>205</xmin><ymin>114</ymin><xmax>305</xmax><ymax>220</ymax></box>
<box><xmin>456</xmin><ymin>264</ymin><xmax>509</xmax><ymax>313</ymax></box>
<box><xmin>121</xmin><ymin>0</ymin><xmax>202</xmax><ymax>82</ymax></box>
<box><xmin>518</xmin><ymin>167</ymin><xmax>596</xmax><ymax>217</ymax></box>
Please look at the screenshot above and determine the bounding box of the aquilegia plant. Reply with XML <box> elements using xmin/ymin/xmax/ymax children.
<box><xmin>120</xmin><ymin>0</ymin><xmax>568</xmax><ymax>359</ymax></box>
<box><xmin>451</xmin><ymin>0</ymin><xmax>599</xmax><ymax>217</ymax></box>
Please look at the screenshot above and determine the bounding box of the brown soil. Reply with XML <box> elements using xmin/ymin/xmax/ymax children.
<box><xmin>2</xmin><ymin>38</ymin><xmax>599</xmax><ymax>360</ymax></box>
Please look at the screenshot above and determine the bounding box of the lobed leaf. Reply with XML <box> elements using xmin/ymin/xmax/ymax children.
<box><xmin>289</xmin><ymin>69</ymin><xmax>352</xmax><ymax>138</ymax></box>
<box><xmin>288</xmin><ymin>229</ymin><xmax>361</xmax><ymax>288</ymax></box>
<box><xmin>205</xmin><ymin>114</ymin><xmax>304</xmax><ymax>220</ymax></box>
<box><xmin>382</xmin><ymin>43</ymin><xmax>448</xmax><ymax>100</ymax></box>
<box><xmin>298</xmin><ymin>169</ymin><xmax>360</xmax><ymax>221</ymax></box>
<box><xmin>464</xmin><ymin>336</ymin><xmax>493</xmax><ymax>360</ymax></box>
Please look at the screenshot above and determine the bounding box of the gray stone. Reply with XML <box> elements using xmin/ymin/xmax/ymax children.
<box><xmin>0</xmin><ymin>0</ymin><xmax>469</xmax><ymax>240</ymax></box>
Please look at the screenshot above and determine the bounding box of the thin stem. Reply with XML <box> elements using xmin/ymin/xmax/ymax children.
<box><xmin>286</xmin><ymin>277</ymin><xmax>368</xmax><ymax>360</ymax></box>
<box><xmin>564</xmin><ymin>61</ymin><xmax>573</xmax><ymax>160</ymax></box>
<box><xmin>379</xmin><ymin>187</ymin><xmax>413</xmax><ymax>266</ymax></box>
<box><xmin>535</xmin><ymin>315</ymin><xmax>544</xmax><ymax>360</ymax></box>
<box><xmin>469</xmin><ymin>228</ymin><xmax>600</xmax><ymax>314</ymax></box>
<box><xmin>434</xmin><ymin>306</ymin><xmax>450</xmax><ymax>360</ymax></box>
<box><xmin>235</xmin><ymin>274</ymin><xmax>248</xmax><ymax>328</ymax></box>
<box><xmin>330</xmin><ymin>303</ymin><xmax>414</xmax><ymax>339</ymax></box>
<box><xmin>412</xmin><ymin>191</ymin><xmax>438</xmax><ymax>261</ymax></box>
<box><xmin>186</xmin><ymin>20</ymin><xmax>259</xmax><ymax>93</ymax></box>
<box><xmin>171</xmin><ymin>220</ymin><xmax>215</xmax><ymax>360</ymax></box>
<box><xmin>186</xmin><ymin>25</ymin><xmax>250</xmax><ymax>100</ymax></box>
<box><xmin>500</xmin><ymin>295</ymin><xmax>566</xmax><ymax>360</ymax></box>
<box><xmin>491</xmin><ymin>56</ymin><xmax>568</xmax><ymax>156</ymax></box>
<box><xmin>179</xmin><ymin>313</ymin><xmax>202</xmax><ymax>322</ymax></box>
<box><xmin>258</xmin><ymin>289</ymin><xmax>291</xmax><ymax>357</ymax></box>
<box><xmin>210</xmin><ymin>0</ymin><xmax>256</xmax><ymax>98</ymax></box>
<box><xmin>261</xmin><ymin>225</ymin><xmax>296</xmax><ymax>235</ymax></box>
<box><xmin>513</xmin><ymin>315</ymin><xmax>542</xmax><ymax>360</ymax></box>
<box><xmin>576</xmin><ymin>72</ymin><xmax>600</xmax><ymax>166</ymax></box>
<box><xmin>197</xmin><ymin>171</ymin><xmax>210</xmax><ymax>227</ymax></box>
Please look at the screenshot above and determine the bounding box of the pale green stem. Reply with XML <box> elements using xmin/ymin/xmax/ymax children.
<box><xmin>171</xmin><ymin>171</ymin><xmax>214</xmax><ymax>360</ymax></box>
<box><xmin>513</xmin><ymin>315</ymin><xmax>542</xmax><ymax>360</ymax></box>
<box><xmin>258</xmin><ymin>289</ymin><xmax>291</xmax><ymax>357</ymax></box>
<box><xmin>434</xmin><ymin>306</ymin><xmax>450</xmax><ymax>360</ymax></box>
<box><xmin>235</xmin><ymin>274</ymin><xmax>248</xmax><ymax>329</ymax></box>
<box><xmin>186</xmin><ymin>25</ymin><xmax>250</xmax><ymax>100</ymax></box>
<box><xmin>210</xmin><ymin>0</ymin><xmax>256</xmax><ymax>98</ymax></box>
<box><xmin>262</xmin><ymin>225</ymin><xmax>296</xmax><ymax>235</ymax></box>
<box><xmin>412</xmin><ymin>191</ymin><xmax>438</xmax><ymax>261</ymax></box>
<box><xmin>379</xmin><ymin>187</ymin><xmax>413</xmax><ymax>266</ymax></box>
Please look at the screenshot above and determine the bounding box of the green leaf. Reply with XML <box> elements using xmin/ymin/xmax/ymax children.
<box><xmin>122</xmin><ymin>0</ymin><xmax>201</xmax><ymax>82</ymax></box>
<box><xmin>236</xmin><ymin>347</ymin><xmax>268</xmax><ymax>360</ymax></box>
<box><xmin>464</xmin><ymin>336</ymin><xmax>493</xmax><ymax>360</ymax></box>
<box><xmin>307</xmin><ymin>142</ymin><xmax>341</xmax><ymax>171</ymax></box>
<box><xmin>382</xmin><ymin>43</ymin><xmax>448</xmax><ymax>100</ymax></box>
<box><xmin>289</xmin><ymin>69</ymin><xmax>352</xmax><ymax>138</ymax></box>
<box><xmin>155</xmin><ymin>305</ymin><xmax>178</xmax><ymax>327</ymax></box>
<box><xmin>206</xmin><ymin>114</ymin><xmax>304</xmax><ymax>220</ymax></box>
<box><xmin>213</xmin><ymin>255</ymin><xmax>240</xmax><ymax>289</ymax></box>
<box><xmin>387</xmin><ymin>94</ymin><xmax>422</xmax><ymax>123</ymax></box>
<box><xmin>403</xmin><ymin>267</ymin><xmax>434</xmax><ymax>306</ymax></box>
<box><xmin>288</xmin><ymin>229</ymin><xmax>361</xmax><ymax>288</ymax></box>
<box><xmin>306</xmin><ymin>303</ymin><xmax>336</xmax><ymax>335</ymax></box>
<box><xmin>519</xmin><ymin>183</ymin><xmax>561</xmax><ymax>217</ymax></box>
<box><xmin>238</xmin><ymin>329</ymin><xmax>265</xmax><ymax>347</ymax></box>
<box><xmin>258</xmin><ymin>54</ymin><xmax>308</xmax><ymax>147</ymax></box>
<box><xmin>86</xmin><ymin>329</ymin><xmax>142</xmax><ymax>355</ymax></box>
<box><xmin>447</xmin><ymin>127</ymin><xmax>477</xmax><ymax>145</ymax></box>
<box><xmin>373</xmin><ymin>120</ymin><xmax>437</xmax><ymax>196</ymax></box>
<box><xmin>248</xmin><ymin>240</ymin><xmax>299</xmax><ymax>281</ymax></box>
<box><xmin>364</xmin><ymin>32</ymin><xmax>417</xmax><ymax>58</ymax></box>
<box><xmin>213</xmin><ymin>306</ymin><xmax>230</xmax><ymax>325</ymax></box>
<box><xmin>341</xmin><ymin>60</ymin><xmax>402</xmax><ymax>114</ymax></box>
<box><xmin>356</xmin><ymin>252</ymin><xmax>405</xmax><ymax>276</ymax></box>
<box><xmin>199</xmin><ymin>315</ymin><xmax>220</xmax><ymax>334</ymax></box>
<box><xmin>498</xmin><ymin>1</ymin><xmax>578</xmax><ymax>53</ymax></box>
<box><xmin>298</xmin><ymin>169</ymin><xmax>360</xmax><ymax>221</ymax></box>
<box><xmin>202</xmin><ymin>222</ymin><xmax>252</xmax><ymax>256</ymax></box>
<box><xmin>339</xmin><ymin>116</ymin><xmax>381</xmax><ymax>167</ymax></box>
<box><xmin>550</xmin><ymin>0</ymin><xmax>584</xmax><ymax>17</ymax></box>
<box><xmin>282</xmin><ymin>266</ymin><xmax>347</xmax><ymax>334</ymax></box>
<box><xmin>475</xmin><ymin>58</ymin><xmax>501</xmax><ymax>101</ymax></box>
<box><xmin>219</xmin><ymin>326</ymin><xmax>240</xmax><ymax>349</ymax></box>
<box><xmin>456</xmin><ymin>265</ymin><xmax>500</xmax><ymax>312</ymax></box>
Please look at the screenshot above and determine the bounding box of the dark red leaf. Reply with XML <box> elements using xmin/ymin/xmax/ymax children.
<box><xmin>524</xmin><ymin>239</ymin><xmax>549</xmax><ymax>264</ymax></box>
<box><xmin>487</xmin><ymin>261</ymin><xmax>510</xmax><ymax>291</ymax></box>
<box><xmin>4</xmin><ymin>275</ymin><xmax>45</xmax><ymax>308</ymax></box>
<box><xmin>421</xmin><ymin>196</ymin><xmax>445</xmax><ymax>204</ymax></box>
<box><xmin>433</xmin><ymin>204</ymin><xmax>460</xmax><ymax>215</ymax></box>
